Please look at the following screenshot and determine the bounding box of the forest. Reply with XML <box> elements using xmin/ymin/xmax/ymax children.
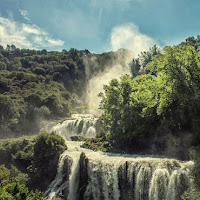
<box><xmin>0</xmin><ymin>36</ymin><xmax>200</xmax><ymax>199</ymax></box>
<box><xmin>100</xmin><ymin>37</ymin><xmax>200</xmax><ymax>198</ymax></box>
<box><xmin>0</xmin><ymin>45</ymin><xmax>130</xmax><ymax>138</ymax></box>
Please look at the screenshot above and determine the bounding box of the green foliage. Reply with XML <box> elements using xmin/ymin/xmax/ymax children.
<box><xmin>100</xmin><ymin>75</ymin><xmax>157</xmax><ymax>147</ymax></box>
<box><xmin>0</xmin><ymin>132</ymin><xmax>67</xmax><ymax>191</ymax></box>
<box><xmin>183</xmin><ymin>35</ymin><xmax>200</xmax><ymax>51</ymax></box>
<box><xmin>101</xmin><ymin>40</ymin><xmax>200</xmax><ymax>151</ymax></box>
<box><xmin>33</xmin><ymin>132</ymin><xmax>67</xmax><ymax>164</ymax></box>
<box><xmin>0</xmin><ymin>45</ymin><xmax>134</xmax><ymax>138</ymax></box>
<box><xmin>190</xmin><ymin>146</ymin><xmax>200</xmax><ymax>188</ymax></box>
<box><xmin>0</xmin><ymin>95</ymin><xmax>20</xmax><ymax>134</ymax></box>
<box><xmin>31</xmin><ymin>132</ymin><xmax>67</xmax><ymax>190</ymax></box>
<box><xmin>0</xmin><ymin>61</ymin><xmax>6</xmax><ymax>70</ymax></box>
<box><xmin>81</xmin><ymin>137</ymin><xmax>113</xmax><ymax>152</ymax></box>
<box><xmin>0</xmin><ymin>46</ymin><xmax>88</xmax><ymax>137</ymax></box>
<box><xmin>0</xmin><ymin>180</ymin><xmax>46</xmax><ymax>200</ymax></box>
<box><xmin>147</xmin><ymin>45</ymin><xmax>200</xmax><ymax>130</ymax></box>
<box><xmin>0</xmin><ymin>164</ymin><xmax>45</xmax><ymax>200</ymax></box>
<box><xmin>181</xmin><ymin>187</ymin><xmax>200</xmax><ymax>200</ymax></box>
<box><xmin>0</xmin><ymin>165</ymin><xmax>10</xmax><ymax>184</ymax></box>
<box><xmin>0</xmin><ymin>136</ymin><xmax>35</xmax><ymax>168</ymax></box>
<box><xmin>129</xmin><ymin>44</ymin><xmax>160</xmax><ymax>77</ymax></box>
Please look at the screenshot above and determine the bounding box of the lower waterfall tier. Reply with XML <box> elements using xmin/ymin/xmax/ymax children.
<box><xmin>45</xmin><ymin>141</ymin><xmax>193</xmax><ymax>200</ymax></box>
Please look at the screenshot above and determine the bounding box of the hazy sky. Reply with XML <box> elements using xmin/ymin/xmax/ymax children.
<box><xmin>0</xmin><ymin>0</ymin><xmax>199</xmax><ymax>54</ymax></box>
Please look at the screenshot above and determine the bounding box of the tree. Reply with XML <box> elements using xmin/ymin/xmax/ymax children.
<box><xmin>41</xmin><ymin>49</ymin><xmax>47</xmax><ymax>55</ymax></box>
<box><xmin>0</xmin><ymin>45</ymin><xmax>4</xmax><ymax>52</ymax></box>
<box><xmin>10</xmin><ymin>45</ymin><xmax>16</xmax><ymax>52</ymax></box>
<box><xmin>100</xmin><ymin>76</ymin><xmax>145</xmax><ymax>144</ymax></box>
<box><xmin>0</xmin><ymin>61</ymin><xmax>6</xmax><ymax>70</ymax></box>
<box><xmin>129</xmin><ymin>58</ymin><xmax>140</xmax><ymax>77</ymax></box>
<box><xmin>68</xmin><ymin>48</ymin><xmax>80</xmax><ymax>62</ymax></box>
<box><xmin>147</xmin><ymin>44</ymin><xmax>200</xmax><ymax>131</ymax></box>
<box><xmin>100</xmin><ymin>43</ymin><xmax>200</xmax><ymax>149</ymax></box>
<box><xmin>0</xmin><ymin>95</ymin><xmax>20</xmax><ymax>135</ymax></box>
<box><xmin>129</xmin><ymin>45</ymin><xmax>160</xmax><ymax>77</ymax></box>
<box><xmin>32</xmin><ymin>132</ymin><xmax>67</xmax><ymax>190</ymax></box>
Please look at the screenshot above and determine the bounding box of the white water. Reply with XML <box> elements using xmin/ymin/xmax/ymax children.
<box><xmin>51</xmin><ymin>114</ymin><xmax>98</xmax><ymax>140</ymax></box>
<box><xmin>45</xmin><ymin>114</ymin><xmax>194</xmax><ymax>200</ymax></box>
<box><xmin>44</xmin><ymin>151</ymin><xmax>72</xmax><ymax>199</ymax></box>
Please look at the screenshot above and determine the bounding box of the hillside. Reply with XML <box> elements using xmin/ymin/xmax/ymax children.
<box><xmin>0</xmin><ymin>46</ymin><xmax>132</xmax><ymax>138</ymax></box>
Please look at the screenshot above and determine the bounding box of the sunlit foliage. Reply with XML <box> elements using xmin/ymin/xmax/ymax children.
<box><xmin>100</xmin><ymin>41</ymin><xmax>200</xmax><ymax>150</ymax></box>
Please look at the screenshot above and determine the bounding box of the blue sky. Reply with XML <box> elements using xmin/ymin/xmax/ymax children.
<box><xmin>0</xmin><ymin>0</ymin><xmax>200</xmax><ymax>54</ymax></box>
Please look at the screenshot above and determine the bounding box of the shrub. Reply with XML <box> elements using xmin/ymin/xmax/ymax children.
<box><xmin>0</xmin><ymin>180</ymin><xmax>45</xmax><ymax>200</ymax></box>
<box><xmin>81</xmin><ymin>137</ymin><xmax>113</xmax><ymax>152</ymax></box>
<box><xmin>190</xmin><ymin>146</ymin><xmax>200</xmax><ymax>188</ymax></box>
<box><xmin>31</xmin><ymin>132</ymin><xmax>67</xmax><ymax>190</ymax></box>
<box><xmin>181</xmin><ymin>187</ymin><xmax>200</xmax><ymax>200</ymax></box>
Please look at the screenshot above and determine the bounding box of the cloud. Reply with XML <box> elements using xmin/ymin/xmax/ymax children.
<box><xmin>19</xmin><ymin>9</ymin><xmax>31</xmax><ymax>22</ymax></box>
<box><xmin>22</xmin><ymin>24</ymin><xmax>45</xmax><ymax>35</ymax></box>
<box><xmin>47</xmin><ymin>39</ymin><xmax>64</xmax><ymax>46</ymax></box>
<box><xmin>110</xmin><ymin>23</ymin><xmax>157</xmax><ymax>56</ymax></box>
<box><xmin>0</xmin><ymin>17</ymin><xmax>64</xmax><ymax>50</ymax></box>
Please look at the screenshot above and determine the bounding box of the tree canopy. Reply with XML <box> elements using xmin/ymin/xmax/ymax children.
<box><xmin>100</xmin><ymin>41</ymin><xmax>200</xmax><ymax>148</ymax></box>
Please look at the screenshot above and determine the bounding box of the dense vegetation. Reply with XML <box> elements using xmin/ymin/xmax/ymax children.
<box><xmin>0</xmin><ymin>132</ymin><xmax>66</xmax><ymax>198</ymax></box>
<box><xmin>181</xmin><ymin>187</ymin><xmax>200</xmax><ymax>200</ymax></box>
<box><xmin>0</xmin><ymin>45</ymin><xmax>132</xmax><ymax>138</ymax></box>
<box><xmin>99</xmin><ymin>36</ymin><xmax>200</xmax><ymax>191</ymax></box>
<box><xmin>0</xmin><ymin>45</ymin><xmax>88</xmax><ymax>137</ymax></box>
<box><xmin>81</xmin><ymin>137</ymin><xmax>113</xmax><ymax>152</ymax></box>
<box><xmin>1</xmin><ymin>36</ymin><xmax>200</xmax><ymax>198</ymax></box>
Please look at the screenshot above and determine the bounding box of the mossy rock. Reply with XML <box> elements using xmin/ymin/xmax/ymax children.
<box><xmin>70</xmin><ymin>135</ymin><xmax>87</xmax><ymax>141</ymax></box>
<box><xmin>81</xmin><ymin>138</ymin><xmax>113</xmax><ymax>152</ymax></box>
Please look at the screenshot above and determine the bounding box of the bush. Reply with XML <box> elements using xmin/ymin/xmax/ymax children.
<box><xmin>0</xmin><ymin>180</ymin><xmax>45</xmax><ymax>200</ymax></box>
<box><xmin>181</xmin><ymin>187</ymin><xmax>200</xmax><ymax>200</ymax></box>
<box><xmin>0</xmin><ymin>136</ymin><xmax>35</xmax><ymax>167</ymax></box>
<box><xmin>0</xmin><ymin>133</ymin><xmax>67</xmax><ymax>192</ymax></box>
<box><xmin>81</xmin><ymin>137</ymin><xmax>113</xmax><ymax>152</ymax></box>
<box><xmin>31</xmin><ymin>132</ymin><xmax>67</xmax><ymax>190</ymax></box>
<box><xmin>190</xmin><ymin>146</ymin><xmax>200</xmax><ymax>188</ymax></box>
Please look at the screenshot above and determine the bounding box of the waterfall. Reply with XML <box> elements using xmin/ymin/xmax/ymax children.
<box><xmin>166</xmin><ymin>169</ymin><xmax>191</xmax><ymax>200</ymax></box>
<box><xmin>84</xmin><ymin>159</ymin><xmax>120</xmax><ymax>200</ymax></box>
<box><xmin>51</xmin><ymin>114</ymin><xmax>98</xmax><ymax>140</ymax></box>
<box><xmin>149</xmin><ymin>169</ymin><xmax>170</xmax><ymax>200</ymax></box>
<box><xmin>45</xmin><ymin>142</ymin><xmax>84</xmax><ymax>200</ymax></box>
<box><xmin>44</xmin><ymin>151</ymin><xmax>73</xmax><ymax>199</ymax></box>
<box><xmin>134</xmin><ymin>163</ymin><xmax>152</xmax><ymax>200</ymax></box>
<box><xmin>45</xmin><ymin>114</ymin><xmax>194</xmax><ymax>200</ymax></box>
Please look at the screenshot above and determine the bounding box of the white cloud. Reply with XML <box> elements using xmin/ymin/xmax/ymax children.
<box><xmin>47</xmin><ymin>39</ymin><xmax>64</xmax><ymax>46</ymax></box>
<box><xmin>22</xmin><ymin>24</ymin><xmax>45</xmax><ymax>35</ymax></box>
<box><xmin>110</xmin><ymin>23</ymin><xmax>157</xmax><ymax>57</ymax></box>
<box><xmin>0</xmin><ymin>17</ymin><xmax>64</xmax><ymax>50</ymax></box>
<box><xmin>19</xmin><ymin>9</ymin><xmax>31</xmax><ymax>22</ymax></box>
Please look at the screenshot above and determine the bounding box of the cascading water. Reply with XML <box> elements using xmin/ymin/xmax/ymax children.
<box><xmin>45</xmin><ymin>114</ymin><xmax>193</xmax><ymax>200</ymax></box>
<box><xmin>51</xmin><ymin>114</ymin><xmax>98</xmax><ymax>140</ymax></box>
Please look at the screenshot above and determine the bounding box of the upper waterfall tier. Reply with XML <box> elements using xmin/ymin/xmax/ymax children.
<box><xmin>51</xmin><ymin>114</ymin><xmax>99</xmax><ymax>140</ymax></box>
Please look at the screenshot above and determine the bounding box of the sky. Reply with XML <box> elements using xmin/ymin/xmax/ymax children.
<box><xmin>0</xmin><ymin>0</ymin><xmax>200</xmax><ymax>54</ymax></box>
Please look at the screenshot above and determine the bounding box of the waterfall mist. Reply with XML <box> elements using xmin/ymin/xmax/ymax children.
<box><xmin>84</xmin><ymin>49</ymin><xmax>134</xmax><ymax>107</ymax></box>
